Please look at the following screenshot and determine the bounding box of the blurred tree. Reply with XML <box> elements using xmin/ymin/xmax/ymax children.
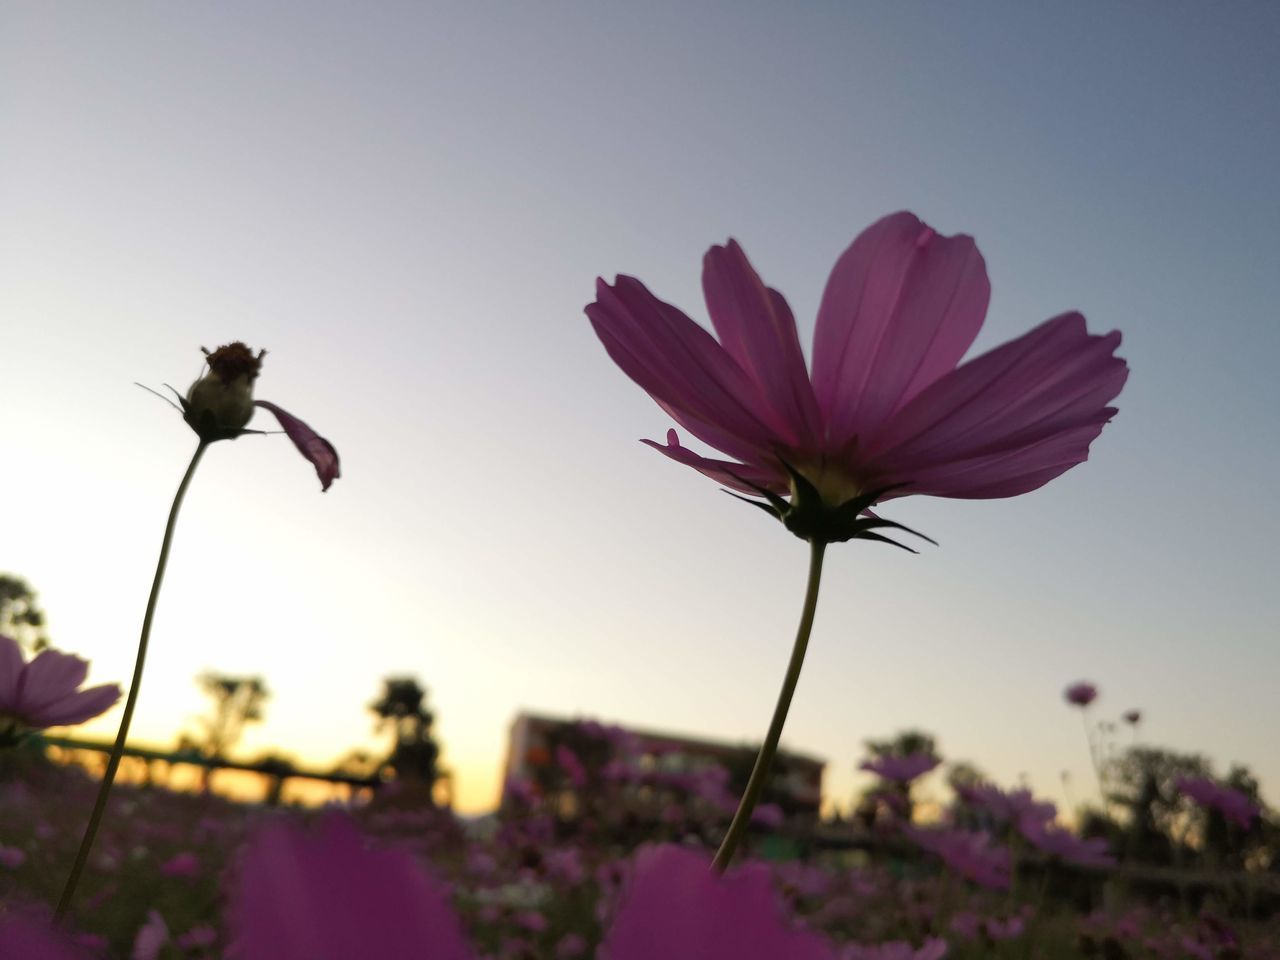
<box><xmin>370</xmin><ymin>676</ymin><xmax>441</xmax><ymax>796</ymax></box>
<box><xmin>0</xmin><ymin>574</ymin><xmax>49</xmax><ymax>652</ymax></box>
<box><xmin>1201</xmin><ymin>764</ymin><xmax>1267</xmax><ymax>870</ymax></box>
<box><xmin>252</xmin><ymin>753</ymin><xmax>297</xmax><ymax>806</ymax></box>
<box><xmin>192</xmin><ymin>673</ymin><xmax>270</xmax><ymax>790</ymax></box>
<box><xmin>865</xmin><ymin>729</ymin><xmax>937</xmax><ymax>760</ymax></box>
<box><xmin>1107</xmin><ymin>746</ymin><xmax>1212</xmax><ymax>865</ymax></box>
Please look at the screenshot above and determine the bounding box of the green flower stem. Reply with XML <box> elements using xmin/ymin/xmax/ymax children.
<box><xmin>712</xmin><ymin>538</ymin><xmax>826</xmax><ymax>873</ymax></box>
<box><xmin>55</xmin><ymin>440</ymin><xmax>209</xmax><ymax>922</ymax></box>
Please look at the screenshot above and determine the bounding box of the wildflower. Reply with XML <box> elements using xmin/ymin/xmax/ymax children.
<box><xmin>1017</xmin><ymin>818</ymin><xmax>1115</xmax><ymax>868</ymax></box>
<box><xmin>859</xmin><ymin>753</ymin><xmax>940</xmax><ymax>784</ymax></box>
<box><xmin>181</xmin><ymin>342</ymin><xmax>340</xmax><ymax>491</ymax></box>
<box><xmin>587</xmin><ymin>211</ymin><xmax>1126</xmax><ymax>546</ymax></box>
<box><xmin>904</xmin><ymin>827</ymin><xmax>1012</xmax><ymax>890</ymax></box>
<box><xmin>600</xmin><ymin>845</ymin><xmax>836</xmax><ymax>960</ymax></box>
<box><xmin>0</xmin><ymin>915</ymin><xmax>94</xmax><ymax>960</ymax></box>
<box><xmin>1123</xmin><ymin>709</ymin><xmax>1142</xmax><ymax>724</ymax></box>
<box><xmin>1064</xmin><ymin>682</ymin><xmax>1098</xmax><ymax>707</ymax></box>
<box><xmin>1176</xmin><ymin>776</ymin><xmax>1260</xmax><ymax>830</ymax></box>
<box><xmin>0</xmin><ymin>635</ymin><xmax>120</xmax><ymax>736</ymax></box>
<box><xmin>225</xmin><ymin>813</ymin><xmax>474</xmax><ymax>960</ymax></box>
<box><xmin>131</xmin><ymin>910</ymin><xmax>169</xmax><ymax>960</ymax></box>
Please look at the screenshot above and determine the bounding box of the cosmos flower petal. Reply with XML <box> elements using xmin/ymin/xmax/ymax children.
<box><xmin>587</xmin><ymin>277</ymin><xmax>781</xmax><ymax>451</ymax></box>
<box><xmin>702</xmin><ymin>241</ymin><xmax>822</xmax><ymax>447</ymax></box>
<box><xmin>253</xmin><ymin>401</ymin><xmax>341</xmax><ymax>492</ymax></box>
<box><xmin>27</xmin><ymin>683</ymin><xmax>121</xmax><ymax>728</ymax></box>
<box><xmin>21</xmin><ymin>649</ymin><xmax>90</xmax><ymax>707</ymax></box>
<box><xmin>642</xmin><ymin>430</ymin><xmax>787</xmax><ymax>495</ymax></box>
<box><xmin>226</xmin><ymin>813</ymin><xmax>475</xmax><ymax>960</ymax></box>
<box><xmin>866</xmin><ymin>313</ymin><xmax>1127</xmax><ymax>470</ymax></box>
<box><xmin>812</xmin><ymin>212</ymin><xmax>990</xmax><ymax>446</ymax></box>
<box><xmin>600</xmin><ymin>845</ymin><xmax>837</xmax><ymax>960</ymax></box>
<box><xmin>0</xmin><ymin>635</ymin><xmax>23</xmax><ymax>706</ymax></box>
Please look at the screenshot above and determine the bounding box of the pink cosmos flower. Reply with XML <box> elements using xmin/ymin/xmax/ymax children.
<box><xmin>860</xmin><ymin>753</ymin><xmax>940</xmax><ymax>784</ymax></box>
<box><xmin>225</xmin><ymin>813</ymin><xmax>474</xmax><ymax>960</ymax></box>
<box><xmin>587</xmin><ymin>212</ymin><xmax>1126</xmax><ymax>542</ymax></box>
<box><xmin>181</xmin><ymin>342</ymin><xmax>340</xmax><ymax>491</ymax></box>
<box><xmin>1176</xmin><ymin>777</ymin><xmax>1261</xmax><ymax>830</ymax></box>
<box><xmin>905</xmin><ymin>827</ymin><xmax>1011</xmax><ymax>890</ymax></box>
<box><xmin>1017</xmin><ymin>819</ymin><xmax>1115</xmax><ymax>868</ymax></box>
<box><xmin>1064</xmin><ymin>681</ymin><xmax>1098</xmax><ymax>707</ymax></box>
<box><xmin>600</xmin><ymin>845</ymin><xmax>836</xmax><ymax>960</ymax></box>
<box><xmin>0</xmin><ymin>635</ymin><xmax>121</xmax><ymax>730</ymax></box>
<box><xmin>0</xmin><ymin>915</ymin><xmax>93</xmax><ymax>960</ymax></box>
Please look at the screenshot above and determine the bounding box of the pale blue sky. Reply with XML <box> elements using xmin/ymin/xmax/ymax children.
<box><xmin>2</xmin><ymin>2</ymin><xmax>1277</xmax><ymax>813</ymax></box>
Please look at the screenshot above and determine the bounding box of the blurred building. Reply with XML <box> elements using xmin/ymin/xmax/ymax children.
<box><xmin>502</xmin><ymin>711</ymin><xmax>825</xmax><ymax>822</ymax></box>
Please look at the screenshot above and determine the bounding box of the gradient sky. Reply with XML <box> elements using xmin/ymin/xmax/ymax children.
<box><xmin>2</xmin><ymin>2</ymin><xmax>1278</xmax><ymax>816</ymax></box>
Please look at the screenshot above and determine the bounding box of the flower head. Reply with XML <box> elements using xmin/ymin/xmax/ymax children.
<box><xmin>587</xmin><ymin>212</ymin><xmax>1126</xmax><ymax>545</ymax></box>
<box><xmin>1175</xmin><ymin>777</ymin><xmax>1260</xmax><ymax>830</ymax></box>
<box><xmin>0</xmin><ymin>635</ymin><xmax>120</xmax><ymax>737</ymax></box>
<box><xmin>1064</xmin><ymin>681</ymin><xmax>1098</xmax><ymax>707</ymax></box>
<box><xmin>1123</xmin><ymin>709</ymin><xmax>1142</xmax><ymax>725</ymax></box>
<box><xmin>179</xmin><ymin>342</ymin><xmax>340</xmax><ymax>491</ymax></box>
<box><xmin>859</xmin><ymin>752</ymin><xmax>940</xmax><ymax>784</ymax></box>
<box><xmin>600</xmin><ymin>845</ymin><xmax>836</xmax><ymax>960</ymax></box>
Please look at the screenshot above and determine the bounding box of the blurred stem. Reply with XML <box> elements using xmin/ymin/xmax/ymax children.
<box><xmin>55</xmin><ymin>440</ymin><xmax>209</xmax><ymax>921</ymax></box>
<box><xmin>712</xmin><ymin>538</ymin><xmax>826</xmax><ymax>873</ymax></box>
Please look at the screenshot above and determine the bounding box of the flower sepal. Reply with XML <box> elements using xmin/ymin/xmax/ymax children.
<box><xmin>727</xmin><ymin>460</ymin><xmax>936</xmax><ymax>551</ymax></box>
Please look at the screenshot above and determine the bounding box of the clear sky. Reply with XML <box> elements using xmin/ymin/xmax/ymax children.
<box><xmin>2</xmin><ymin>2</ymin><xmax>1278</xmax><ymax>816</ymax></box>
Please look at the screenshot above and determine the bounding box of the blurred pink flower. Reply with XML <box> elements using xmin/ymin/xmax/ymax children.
<box><xmin>841</xmin><ymin>938</ymin><xmax>948</xmax><ymax>960</ymax></box>
<box><xmin>955</xmin><ymin>784</ymin><xmax>1056</xmax><ymax>825</ymax></box>
<box><xmin>1017</xmin><ymin>819</ymin><xmax>1115</xmax><ymax>868</ymax></box>
<box><xmin>600</xmin><ymin>845</ymin><xmax>836</xmax><ymax>960</ymax></box>
<box><xmin>0</xmin><ymin>915</ymin><xmax>93</xmax><ymax>960</ymax></box>
<box><xmin>587</xmin><ymin>212</ymin><xmax>1126</xmax><ymax>530</ymax></box>
<box><xmin>159</xmin><ymin>851</ymin><xmax>202</xmax><ymax>878</ymax></box>
<box><xmin>860</xmin><ymin>753</ymin><xmax>940</xmax><ymax>784</ymax></box>
<box><xmin>1176</xmin><ymin>777</ymin><xmax>1261</xmax><ymax>829</ymax></box>
<box><xmin>0</xmin><ymin>844</ymin><xmax>26</xmax><ymax>867</ymax></box>
<box><xmin>131</xmin><ymin>910</ymin><xmax>169</xmax><ymax>960</ymax></box>
<box><xmin>1064</xmin><ymin>682</ymin><xmax>1098</xmax><ymax>707</ymax></box>
<box><xmin>225</xmin><ymin>813</ymin><xmax>475</xmax><ymax>960</ymax></box>
<box><xmin>905</xmin><ymin>827</ymin><xmax>1011</xmax><ymax>890</ymax></box>
<box><xmin>751</xmin><ymin>802</ymin><xmax>785</xmax><ymax>828</ymax></box>
<box><xmin>0</xmin><ymin>635</ymin><xmax>121</xmax><ymax>730</ymax></box>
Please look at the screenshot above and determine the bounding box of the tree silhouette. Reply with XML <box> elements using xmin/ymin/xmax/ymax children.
<box><xmin>1107</xmin><ymin>745</ymin><xmax>1211</xmax><ymax>865</ymax></box>
<box><xmin>192</xmin><ymin>673</ymin><xmax>270</xmax><ymax>789</ymax></box>
<box><xmin>370</xmin><ymin>676</ymin><xmax>441</xmax><ymax>795</ymax></box>
<box><xmin>0</xmin><ymin>574</ymin><xmax>49</xmax><ymax>652</ymax></box>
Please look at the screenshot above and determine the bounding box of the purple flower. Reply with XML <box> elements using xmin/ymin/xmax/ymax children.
<box><xmin>0</xmin><ymin>915</ymin><xmax>94</xmax><ymax>960</ymax></box>
<box><xmin>600</xmin><ymin>845</ymin><xmax>836</xmax><ymax>960</ymax></box>
<box><xmin>905</xmin><ymin>827</ymin><xmax>1012</xmax><ymax>890</ymax></box>
<box><xmin>859</xmin><ymin>753</ymin><xmax>940</xmax><ymax>784</ymax></box>
<box><xmin>225</xmin><ymin>813</ymin><xmax>474</xmax><ymax>960</ymax></box>
<box><xmin>181</xmin><ymin>342</ymin><xmax>340</xmax><ymax>491</ymax></box>
<box><xmin>0</xmin><ymin>635</ymin><xmax>121</xmax><ymax>731</ymax></box>
<box><xmin>1018</xmin><ymin>819</ymin><xmax>1115</xmax><ymax>869</ymax></box>
<box><xmin>587</xmin><ymin>212</ymin><xmax>1126</xmax><ymax>534</ymax></box>
<box><xmin>1064</xmin><ymin>682</ymin><xmax>1098</xmax><ymax>707</ymax></box>
<box><xmin>1176</xmin><ymin>777</ymin><xmax>1261</xmax><ymax>830</ymax></box>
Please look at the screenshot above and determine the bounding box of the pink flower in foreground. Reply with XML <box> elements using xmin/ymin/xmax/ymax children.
<box><xmin>181</xmin><ymin>342</ymin><xmax>340</xmax><ymax>491</ymax></box>
<box><xmin>0</xmin><ymin>635</ymin><xmax>121</xmax><ymax>731</ymax></box>
<box><xmin>600</xmin><ymin>845</ymin><xmax>836</xmax><ymax>960</ymax></box>
<box><xmin>860</xmin><ymin>753</ymin><xmax>940</xmax><ymax>784</ymax></box>
<box><xmin>1176</xmin><ymin>777</ymin><xmax>1261</xmax><ymax>830</ymax></box>
<box><xmin>841</xmin><ymin>938</ymin><xmax>948</xmax><ymax>960</ymax></box>
<box><xmin>1064</xmin><ymin>681</ymin><xmax>1098</xmax><ymax>707</ymax></box>
<box><xmin>225</xmin><ymin>813</ymin><xmax>474</xmax><ymax>960</ymax></box>
<box><xmin>0</xmin><ymin>915</ymin><xmax>93</xmax><ymax>960</ymax></box>
<box><xmin>587</xmin><ymin>212</ymin><xmax>1126</xmax><ymax>543</ymax></box>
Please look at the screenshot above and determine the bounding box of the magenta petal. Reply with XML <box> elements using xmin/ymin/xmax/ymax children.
<box><xmin>0</xmin><ymin>915</ymin><xmax>94</xmax><ymax>960</ymax></box>
<box><xmin>864</xmin><ymin>312</ymin><xmax>1127</xmax><ymax>499</ymax></box>
<box><xmin>587</xmin><ymin>277</ymin><xmax>781</xmax><ymax>455</ymax></box>
<box><xmin>29</xmin><ymin>683</ymin><xmax>121</xmax><ymax>728</ymax></box>
<box><xmin>226</xmin><ymin>813</ymin><xmax>474</xmax><ymax>960</ymax></box>
<box><xmin>642</xmin><ymin>430</ymin><xmax>787</xmax><ymax>495</ymax></box>
<box><xmin>253</xmin><ymin>401</ymin><xmax>341</xmax><ymax>492</ymax></box>
<box><xmin>600</xmin><ymin>845</ymin><xmax>836</xmax><ymax>960</ymax></box>
<box><xmin>702</xmin><ymin>241</ymin><xmax>822</xmax><ymax>447</ymax></box>
<box><xmin>812</xmin><ymin>212</ymin><xmax>990</xmax><ymax>446</ymax></box>
<box><xmin>16</xmin><ymin>650</ymin><xmax>90</xmax><ymax>716</ymax></box>
<box><xmin>0</xmin><ymin>635</ymin><xmax>23</xmax><ymax>706</ymax></box>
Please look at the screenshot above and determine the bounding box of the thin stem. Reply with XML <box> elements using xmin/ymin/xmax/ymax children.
<box><xmin>712</xmin><ymin>538</ymin><xmax>826</xmax><ymax>873</ymax></box>
<box><xmin>55</xmin><ymin>441</ymin><xmax>209</xmax><ymax>921</ymax></box>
